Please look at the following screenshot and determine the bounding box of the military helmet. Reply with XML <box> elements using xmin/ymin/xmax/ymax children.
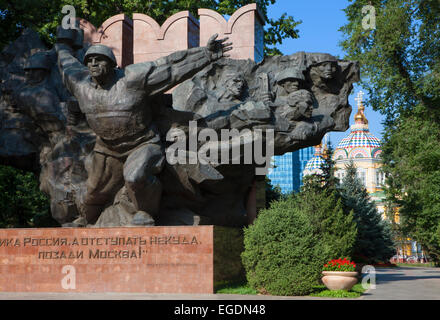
<box><xmin>24</xmin><ymin>52</ymin><xmax>52</xmax><ymax>71</ymax></box>
<box><xmin>275</xmin><ymin>68</ymin><xmax>305</xmax><ymax>83</ymax></box>
<box><xmin>83</xmin><ymin>44</ymin><xmax>117</xmax><ymax>68</ymax></box>
<box><xmin>309</xmin><ymin>53</ymin><xmax>338</xmax><ymax>66</ymax></box>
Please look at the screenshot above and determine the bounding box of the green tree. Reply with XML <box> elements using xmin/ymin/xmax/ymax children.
<box><xmin>340</xmin><ymin>161</ymin><xmax>395</xmax><ymax>264</ymax></box>
<box><xmin>317</xmin><ymin>144</ymin><xmax>339</xmax><ymax>190</ymax></box>
<box><xmin>340</xmin><ymin>0</ymin><xmax>440</xmax><ymax>265</ymax></box>
<box><xmin>340</xmin><ymin>0</ymin><xmax>440</xmax><ymax>122</ymax></box>
<box><xmin>381</xmin><ymin>111</ymin><xmax>440</xmax><ymax>265</ymax></box>
<box><xmin>300</xmin><ymin>174</ymin><xmax>357</xmax><ymax>261</ymax></box>
<box><xmin>0</xmin><ymin>0</ymin><xmax>301</xmax><ymax>55</ymax></box>
<box><xmin>300</xmin><ymin>145</ymin><xmax>357</xmax><ymax>260</ymax></box>
<box><xmin>0</xmin><ymin>165</ymin><xmax>58</xmax><ymax>228</ymax></box>
<box><xmin>265</xmin><ymin>176</ymin><xmax>284</xmax><ymax>208</ymax></box>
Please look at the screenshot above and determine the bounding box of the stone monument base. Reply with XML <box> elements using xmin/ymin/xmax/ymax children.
<box><xmin>0</xmin><ymin>226</ymin><xmax>245</xmax><ymax>293</ymax></box>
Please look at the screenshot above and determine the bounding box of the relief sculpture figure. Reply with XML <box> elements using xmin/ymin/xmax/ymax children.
<box><xmin>55</xmin><ymin>31</ymin><xmax>232</xmax><ymax>226</ymax></box>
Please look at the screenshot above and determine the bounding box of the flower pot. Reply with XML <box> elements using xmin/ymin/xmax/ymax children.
<box><xmin>321</xmin><ymin>271</ymin><xmax>358</xmax><ymax>291</ymax></box>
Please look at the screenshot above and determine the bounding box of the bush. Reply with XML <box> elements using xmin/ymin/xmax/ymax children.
<box><xmin>241</xmin><ymin>197</ymin><xmax>324</xmax><ymax>296</ymax></box>
<box><xmin>0</xmin><ymin>165</ymin><xmax>57</xmax><ymax>228</ymax></box>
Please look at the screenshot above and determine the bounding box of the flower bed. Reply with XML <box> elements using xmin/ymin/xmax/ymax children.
<box><xmin>323</xmin><ymin>258</ymin><xmax>356</xmax><ymax>272</ymax></box>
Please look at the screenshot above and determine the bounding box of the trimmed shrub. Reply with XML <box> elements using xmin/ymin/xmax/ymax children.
<box><xmin>241</xmin><ymin>197</ymin><xmax>324</xmax><ymax>296</ymax></box>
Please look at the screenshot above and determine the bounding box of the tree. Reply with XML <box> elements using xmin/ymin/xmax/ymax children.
<box><xmin>299</xmin><ymin>175</ymin><xmax>357</xmax><ymax>261</ymax></box>
<box><xmin>340</xmin><ymin>0</ymin><xmax>440</xmax><ymax>265</ymax></box>
<box><xmin>0</xmin><ymin>165</ymin><xmax>58</xmax><ymax>228</ymax></box>
<box><xmin>381</xmin><ymin>111</ymin><xmax>440</xmax><ymax>265</ymax></box>
<box><xmin>264</xmin><ymin>176</ymin><xmax>284</xmax><ymax>208</ymax></box>
<box><xmin>340</xmin><ymin>161</ymin><xmax>395</xmax><ymax>264</ymax></box>
<box><xmin>340</xmin><ymin>0</ymin><xmax>440</xmax><ymax>122</ymax></box>
<box><xmin>300</xmin><ymin>160</ymin><xmax>357</xmax><ymax>261</ymax></box>
<box><xmin>0</xmin><ymin>0</ymin><xmax>301</xmax><ymax>55</ymax></box>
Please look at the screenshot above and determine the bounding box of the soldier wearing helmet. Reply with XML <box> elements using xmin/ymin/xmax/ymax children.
<box><xmin>15</xmin><ymin>51</ymin><xmax>64</xmax><ymax>147</ymax></box>
<box><xmin>82</xmin><ymin>45</ymin><xmax>117</xmax><ymax>87</ymax></box>
<box><xmin>55</xmin><ymin>28</ymin><xmax>232</xmax><ymax>226</ymax></box>
<box><xmin>273</xmin><ymin>67</ymin><xmax>314</xmax><ymax>123</ymax></box>
<box><xmin>308</xmin><ymin>53</ymin><xmax>339</xmax><ymax>94</ymax></box>
<box><xmin>24</xmin><ymin>51</ymin><xmax>52</xmax><ymax>86</ymax></box>
<box><xmin>275</xmin><ymin>68</ymin><xmax>305</xmax><ymax>97</ymax></box>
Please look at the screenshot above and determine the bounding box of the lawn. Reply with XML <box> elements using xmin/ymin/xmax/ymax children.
<box><xmin>309</xmin><ymin>283</ymin><xmax>367</xmax><ymax>298</ymax></box>
<box><xmin>215</xmin><ymin>280</ymin><xmax>368</xmax><ymax>298</ymax></box>
<box><xmin>396</xmin><ymin>262</ymin><xmax>437</xmax><ymax>268</ymax></box>
<box><xmin>215</xmin><ymin>280</ymin><xmax>257</xmax><ymax>295</ymax></box>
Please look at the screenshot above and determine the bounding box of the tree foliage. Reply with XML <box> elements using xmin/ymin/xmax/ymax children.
<box><xmin>0</xmin><ymin>0</ymin><xmax>301</xmax><ymax>55</ymax></box>
<box><xmin>340</xmin><ymin>161</ymin><xmax>395</xmax><ymax>264</ymax></box>
<box><xmin>0</xmin><ymin>165</ymin><xmax>58</xmax><ymax>228</ymax></box>
<box><xmin>381</xmin><ymin>108</ymin><xmax>440</xmax><ymax>264</ymax></box>
<box><xmin>300</xmin><ymin>148</ymin><xmax>357</xmax><ymax>261</ymax></box>
<box><xmin>341</xmin><ymin>0</ymin><xmax>440</xmax><ymax>264</ymax></box>
<box><xmin>340</xmin><ymin>0</ymin><xmax>440</xmax><ymax>123</ymax></box>
<box><xmin>299</xmin><ymin>174</ymin><xmax>357</xmax><ymax>261</ymax></box>
<box><xmin>264</xmin><ymin>176</ymin><xmax>284</xmax><ymax>208</ymax></box>
<box><xmin>242</xmin><ymin>154</ymin><xmax>357</xmax><ymax>296</ymax></box>
<box><xmin>242</xmin><ymin>196</ymin><xmax>325</xmax><ymax>296</ymax></box>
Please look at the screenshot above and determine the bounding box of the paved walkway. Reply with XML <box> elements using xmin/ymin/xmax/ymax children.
<box><xmin>0</xmin><ymin>267</ymin><xmax>438</xmax><ymax>300</ymax></box>
<box><xmin>0</xmin><ymin>292</ymin><xmax>328</xmax><ymax>300</ymax></box>
<box><xmin>361</xmin><ymin>266</ymin><xmax>440</xmax><ymax>300</ymax></box>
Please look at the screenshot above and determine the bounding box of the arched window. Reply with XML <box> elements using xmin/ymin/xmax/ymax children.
<box><xmin>357</xmin><ymin>169</ymin><xmax>367</xmax><ymax>187</ymax></box>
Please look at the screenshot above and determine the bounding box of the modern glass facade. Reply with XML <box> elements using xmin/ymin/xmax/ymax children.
<box><xmin>298</xmin><ymin>146</ymin><xmax>315</xmax><ymax>187</ymax></box>
<box><xmin>268</xmin><ymin>146</ymin><xmax>314</xmax><ymax>194</ymax></box>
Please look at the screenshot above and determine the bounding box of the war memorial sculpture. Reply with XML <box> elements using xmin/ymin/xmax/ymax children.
<box><xmin>0</xmin><ymin>4</ymin><xmax>360</xmax><ymax>293</ymax></box>
<box><xmin>0</xmin><ymin>18</ymin><xmax>359</xmax><ymax>230</ymax></box>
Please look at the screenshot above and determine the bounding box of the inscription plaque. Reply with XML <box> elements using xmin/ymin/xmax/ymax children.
<box><xmin>0</xmin><ymin>226</ymin><xmax>242</xmax><ymax>293</ymax></box>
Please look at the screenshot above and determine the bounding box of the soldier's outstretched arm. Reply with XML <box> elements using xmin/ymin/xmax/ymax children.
<box><xmin>143</xmin><ymin>34</ymin><xmax>232</xmax><ymax>96</ymax></box>
<box><xmin>55</xmin><ymin>43</ymin><xmax>88</xmax><ymax>96</ymax></box>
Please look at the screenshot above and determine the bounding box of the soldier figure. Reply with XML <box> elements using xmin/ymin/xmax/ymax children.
<box><xmin>15</xmin><ymin>51</ymin><xmax>65</xmax><ymax>148</ymax></box>
<box><xmin>55</xmin><ymin>32</ymin><xmax>232</xmax><ymax>226</ymax></box>
<box><xmin>217</xmin><ymin>73</ymin><xmax>247</xmax><ymax>104</ymax></box>
<box><xmin>275</xmin><ymin>68</ymin><xmax>305</xmax><ymax>98</ymax></box>
<box><xmin>308</xmin><ymin>55</ymin><xmax>339</xmax><ymax>94</ymax></box>
<box><xmin>273</xmin><ymin>68</ymin><xmax>313</xmax><ymax>121</ymax></box>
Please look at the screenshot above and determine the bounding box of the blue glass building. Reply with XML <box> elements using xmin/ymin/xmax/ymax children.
<box><xmin>268</xmin><ymin>146</ymin><xmax>315</xmax><ymax>194</ymax></box>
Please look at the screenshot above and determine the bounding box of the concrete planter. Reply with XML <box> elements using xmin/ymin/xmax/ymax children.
<box><xmin>322</xmin><ymin>271</ymin><xmax>358</xmax><ymax>291</ymax></box>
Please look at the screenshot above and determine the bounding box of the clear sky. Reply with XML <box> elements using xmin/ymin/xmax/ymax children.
<box><xmin>267</xmin><ymin>0</ymin><xmax>385</xmax><ymax>145</ymax></box>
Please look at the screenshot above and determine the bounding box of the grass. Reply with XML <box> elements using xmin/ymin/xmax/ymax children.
<box><xmin>397</xmin><ymin>262</ymin><xmax>437</xmax><ymax>268</ymax></box>
<box><xmin>215</xmin><ymin>279</ymin><xmax>368</xmax><ymax>298</ymax></box>
<box><xmin>215</xmin><ymin>280</ymin><xmax>258</xmax><ymax>295</ymax></box>
<box><xmin>309</xmin><ymin>283</ymin><xmax>367</xmax><ymax>298</ymax></box>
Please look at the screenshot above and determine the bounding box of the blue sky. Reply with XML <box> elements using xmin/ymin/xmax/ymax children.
<box><xmin>267</xmin><ymin>0</ymin><xmax>385</xmax><ymax>145</ymax></box>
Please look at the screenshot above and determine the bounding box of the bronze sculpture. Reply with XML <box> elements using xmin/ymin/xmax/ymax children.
<box><xmin>0</xmin><ymin>27</ymin><xmax>359</xmax><ymax>228</ymax></box>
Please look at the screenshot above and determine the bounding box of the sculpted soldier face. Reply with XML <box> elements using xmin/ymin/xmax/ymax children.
<box><xmin>281</xmin><ymin>79</ymin><xmax>300</xmax><ymax>94</ymax></box>
<box><xmin>287</xmin><ymin>89</ymin><xmax>314</xmax><ymax>119</ymax></box>
<box><xmin>226</xmin><ymin>75</ymin><xmax>246</xmax><ymax>98</ymax></box>
<box><xmin>86</xmin><ymin>54</ymin><xmax>112</xmax><ymax>79</ymax></box>
<box><xmin>316</xmin><ymin>62</ymin><xmax>337</xmax><ymax>80</ymax></box>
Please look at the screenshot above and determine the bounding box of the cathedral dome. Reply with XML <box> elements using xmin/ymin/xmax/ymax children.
<box><xmin>333</xmin><ymin>92</ymin><xmax>381</xmax><ymax>161</ymax></box>
<box><xmin>303</xmin><ymin>144</ymin><xmax>326</xmax><ymax>176</ymax></box>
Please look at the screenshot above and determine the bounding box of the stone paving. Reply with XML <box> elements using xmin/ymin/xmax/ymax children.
<box><xmin>361</xmin><ymin>266</ymin><xmax>440</xmax><ymax>300</ymax></box>
<box><xmin>0</xmin><ymin>266</ymin><xmax>438</xmax><ymax>300</ymax></box>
